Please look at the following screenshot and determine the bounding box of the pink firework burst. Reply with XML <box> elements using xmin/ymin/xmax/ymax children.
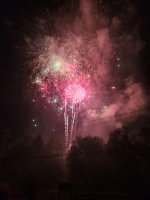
<box><xmin>65</xmin><ymin>83</ymin><xmax>86</xmax><ymax>104</ymax></box>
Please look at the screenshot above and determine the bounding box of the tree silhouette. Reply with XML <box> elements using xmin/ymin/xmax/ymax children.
<box><xmin>107</xmin><ymin>115</ymin><xmax>150</xmax><ymax>193</ymax></box>
<box><xmin>67</xmin><ymin>136</ymin><xmax>114</xmax><ymax>191</ymax></box>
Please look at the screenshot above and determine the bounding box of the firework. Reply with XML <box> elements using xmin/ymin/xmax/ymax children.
<box><xmin>65</xmin><ymin>83</ymin><xmax>86</xmax><ymax>104</ymax></box>
<box><xmin>25</xmin><ymin>0</ymin><xmax>146</xmax><ymax>150</ymax></box>
<box><xmin>32</xmin><ymin>55</ymin><xmax>90</xmax><ymax>152</ymax></box>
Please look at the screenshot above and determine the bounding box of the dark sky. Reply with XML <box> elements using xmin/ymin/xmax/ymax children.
<box><xmin>0</xmin><ymin>0</ymin><xmax>150</xmax><ymax>138</ymax></box>
<box><xmin>0</xmin><ymin>0</ymin><xmax>64</xmax><ymax>136</ymax></box>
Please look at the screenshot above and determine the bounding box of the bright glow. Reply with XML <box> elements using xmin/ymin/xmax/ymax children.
<box><xmin>52</xmin><ymin>97</ymin><xmax>59</xmax><ymax>104</ymax></box>
<box><xmin>52</xmin><ymin>60</ymin><xmax>61</xmax><ymax>71</ymax></box>
<box><xmin>65</xmin><ymin>83</ymin><xmax>86</xmax><ymax>104</ymax></box>
<box><xmin>111</xmin><ymin>86</ymin><xmax>116</xmax><ymax>90</ymax></box>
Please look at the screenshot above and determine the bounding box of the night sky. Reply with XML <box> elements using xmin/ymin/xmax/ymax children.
<box><xmin>0</xmin><ymin>0</ymin><xmax>65</xmax><ymax>137</ymax></box>
<box><xmin>0</xmin><ymin>0</ymin><xmax>150</xmax><ymax>144</ymax></box>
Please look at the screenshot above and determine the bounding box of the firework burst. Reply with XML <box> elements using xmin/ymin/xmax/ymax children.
<box><xmin>25</xmin><ymin>0</ymin><xmax>147</xmax><ymax>150</ymax></box>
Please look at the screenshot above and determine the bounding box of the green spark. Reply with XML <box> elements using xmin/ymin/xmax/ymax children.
<box><xmin>52</xmin><ymin>60</ymin><xmax>61</xmax><ymax>71</ymax></box>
